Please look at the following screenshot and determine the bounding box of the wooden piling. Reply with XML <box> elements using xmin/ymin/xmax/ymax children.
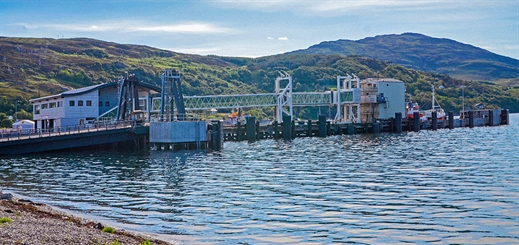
<box><xmin>236</xmin><ymin>121</ymin><xmax>242</xmax><ymax>141</ymax></box>
<box><xmin>448</xmin><ymin>111</ymin><xmax>454</xmax><ymax>129</ymax></box>
<box><xmin>307</xmin><ymin>120</ymin><xmax>312</xmax><ymax>137</ymax></box>
<box><xmin>255</xmin><ymin>120</ymin><xmax>261</xmax><ymax>140</ymax></box>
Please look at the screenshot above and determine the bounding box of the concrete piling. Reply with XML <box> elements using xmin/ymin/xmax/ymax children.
<box><xmin>501</xmin><ymin>109</ymin><xmax>509</xmax><ymax>125</ymax></box>
<box><xmin>246</xmin><ymin>116</ymin><xmax>256</xmax><ymax>143</ymax></box>
<box><xmin>431</xmin><ymin>111</ymin><xmax>438</xmax><ymax>130</ymax></box>
<box><xmin>413</xmin><ymin>112</ymin><xmax>420</xmax><ymax>132</ymax></box>
<box><xmin>283</xmin><ymin>115</ymin><xmax>292</xmax><ymax>140</ymax></box>
<box><xmin>448</xmin><ymin>111</ymin><xmax>454</xmax><ymax>129</ymax></box>
<box><xmin>395</xmin><ymin>112</ymin><xmax>402</xmax><ymax>133</ymax></box>
<box><xmin>318</xmin><ymin>115</ymin><xmax>326</xmax><ymax>138</ymax></box>
<box><xmin>468</xmin><ymin>110</ymin><xmax>474</xmax><ymax>128</ymax></box>
<box><xmin>372</xmin><ymin>122</ymin><xmax>380</xmax><ymax>134</ymax></box>
<box><xmin>307</xmin><ymin>120</ymin><xmax>312</xmax><ymax>137</ymax></box>
<box><xmin>347</xmin><ymin>123</ymin><xmax>355</xmax><ymax>135</ymax></box>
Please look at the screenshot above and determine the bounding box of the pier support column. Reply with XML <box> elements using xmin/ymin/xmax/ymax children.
<box><xmin>372</xmin><ymin>122</ymin><xmax>380</xmax><ymax>134</ymax></box>
<box><xmin>501</xmin><ymin>109</ymin><xmax>509</xmax><ymax>125</ymax></box>
<box><xmin>256</xmin><ymin>120</ymin><xmax>261</xmax><ymax>140</ymax></box>
<box><xmin>431</xmin><ymin>111</ymin><xmax>438</xmax><ymax>131</ymax></box>
<box><xmin>395</xmin><ymin>112</ymin><xmax>402</xmax><ymax>133</ymax></box>
<box><xmin>347</xmin><ymin>124</ymin><xmax>354</xmax><ymax>135</ymax></box>
<box><xmin>236</xmin><ymin>122</ymin><xmax>242</xmax><ymax>141</ymax></box>
<box><xmin>211</xmin><ymin>120</ymin><xmax>223</xmax><ymax>151</ymax></box>
<box><xmin>318</xmin><ymin>115</ymin><xmax>326</xmax><ymax>138</ymax></box>
<box><xmin>413</xmin><ymin>112</ymin><xmax>420</xmax><ymax>132</ymax></box>
<box><xmin>307</xmin><ymin>120</ymin><xmax>312</xmax><ymax>137</ymax></box>
<box><xmin>246</xmin><ymin>116</ymin><xmax>256</xmax><ymax>143</ymax></box>
<box><xmin>283</xmin><ymin>116</ymin><xmax>292</xmax><ymax>140</ymax></box>
<box><xmin>468</xmin><ymin>110</ymin><xmax>474</xmax><ymax>128</ymax></box>
<box><xmin>489</xmin><ymin>110</ymin><xmax>494</xmax><ymax>126</ymax></box>
<box><xmin>273</xmin><ymin>121</ymin><xmax>280</xmax><ymax>139</ymax></box>
<box><xmin>448</xmin><ymin>111</ymin><xmax>454</xmax><ymax>129</ymax></box>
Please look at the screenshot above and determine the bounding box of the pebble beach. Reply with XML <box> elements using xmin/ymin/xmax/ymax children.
<box><xmin>0</xmin><ymin>189</ymin><xmax>177</xmax><ymax>245</ymax></box>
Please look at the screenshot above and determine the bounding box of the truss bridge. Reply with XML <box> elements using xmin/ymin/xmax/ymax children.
<box><xmin>151</xmin><ymin>72</ymin><xmax>361</xmax><ymax>123</ymax></box>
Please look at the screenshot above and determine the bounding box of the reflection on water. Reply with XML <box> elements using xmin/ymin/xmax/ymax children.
<box><xmin>1</xmin><ymin>114</ymin><xmax>518</xmax><ymax>244</ymax></box>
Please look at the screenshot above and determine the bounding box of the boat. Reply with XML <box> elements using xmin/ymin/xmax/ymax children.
<box><xmin>406</xmin><ymin>100</ymin><xmax>427</xmax><ymax>122</ymax></box>
<box><xmin>424</xmin><ymin>85</ymin><xmax>445</xmax><ymax>121</ymax></box>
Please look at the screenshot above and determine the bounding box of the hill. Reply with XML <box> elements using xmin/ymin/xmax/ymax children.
<box><xmin>0</xmin><ymin>36</ymin><xmax>518</xmax><ymax>125</ymax></box>
<box><xmin>288</xmin><ymin>33</ymin><xmax>519</xmax><ymax>82</ymax></box>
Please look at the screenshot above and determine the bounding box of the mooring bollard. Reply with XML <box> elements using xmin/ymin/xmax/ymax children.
<box><xmin>432</xmin><ymin>111</ymin><xmax>438</xmax><ymax>130</ymax></box>
<box><xmin>246</xmin><ymin>116</ymin><xmax>256</xmax><ymax>143</ymax></box>
<box><xmin>413</xmin><ymin>112</ymin><xmax>420</xmax><ymax>132</ymax></box>
<box><xmin>283</xmin><ymin>115</ymin><xmax>292</xmax><ymax>140</ymax></box>
<box><xmin>395</xmin><ymin>112</ymin><xmax>402</xmax><ymax>133</ymax></box>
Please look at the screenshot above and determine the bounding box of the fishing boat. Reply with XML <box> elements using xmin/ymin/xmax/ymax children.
<box><xmin>424</xmin><ymin>85</ymin><xmax>445</xmax><ymax>121</ymax></box>
<box><xmin>406</xmin><ymin>100</ymin><xmax>427</xmax><ymax>122</ymax></box>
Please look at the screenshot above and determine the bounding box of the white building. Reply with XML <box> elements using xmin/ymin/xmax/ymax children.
<box><xmin>30</xmin><ymin>82</ymin><xmax>160</xmax><ymax>130</ymax></box>
<box><xmin>360</xmin><ymin>78</ymin><xmax>406</xmax><ymax>123</ymax></box>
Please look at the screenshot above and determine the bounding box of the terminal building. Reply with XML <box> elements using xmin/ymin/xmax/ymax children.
<box><xmin>29</xmin><ymin>82</ymin><xmax>160</xmax><ymax>130</ymax></box>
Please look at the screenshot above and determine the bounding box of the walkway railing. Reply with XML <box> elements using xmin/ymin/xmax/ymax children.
<box><xmin>0</xmin><ymin>121</ymin><xmax>139</xmax><ymax>142</ymax></box>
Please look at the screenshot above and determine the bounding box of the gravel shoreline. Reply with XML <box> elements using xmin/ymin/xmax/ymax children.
<box><xmin>0</xmin><ymin>190</ymin><xmax>179</xmax><ymax>245</ymax></box>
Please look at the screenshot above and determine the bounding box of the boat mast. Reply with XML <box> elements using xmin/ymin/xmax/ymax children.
<box><xmin>432</xmin><ymin>85</ymin><xmax>436</xmax><ymax>111</ymax></box>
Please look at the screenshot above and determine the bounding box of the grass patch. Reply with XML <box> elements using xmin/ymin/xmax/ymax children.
<box><xmin>0</xmin><ymin>217</ymin><xmax>13</xmax><ymax>224</ymax></box>
<box><xmin>107</xmin><ymin>239</ymin><xmax>122</xmax><ymax>245</ymax></box>
<box><xmin>141</xmin><ymin>240</ymin><xmax>156</xmax><ymax>245</ymax></box>
<box><xmin>101</xmin><ymin>226</ymin><xmax>115</xmax><ymax>233</ymax></box>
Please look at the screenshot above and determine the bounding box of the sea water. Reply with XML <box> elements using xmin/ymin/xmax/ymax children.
<box><xmin>1</xmin><ymin>114</ymin><xmax>518</xmax><ymax>244</ymax></box>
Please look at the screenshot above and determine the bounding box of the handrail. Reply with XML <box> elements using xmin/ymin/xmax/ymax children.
<box><xmin>0</xmin><ymin>120</ymin><xmax>139</xmax><ymax>142</ymax></box>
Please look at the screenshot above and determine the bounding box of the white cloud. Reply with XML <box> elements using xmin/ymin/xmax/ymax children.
<box><xmin>211</xmin><ymin>0</ymin><xmax>502</xmax><ymax>15</ymax></box>
<box><xmin>19</xmin><ymin>21</ymin><xmax>232</xmax><ymax>35</ymax></box>
<box><xmin>278</xmin><ymin>36</ymin><xmax>288</xmax><ymax>41</ymax></box>
<box><xmin>267</xmin><ymin>36</ymin><xmax>274</xmax><ymax>40</ymax></box>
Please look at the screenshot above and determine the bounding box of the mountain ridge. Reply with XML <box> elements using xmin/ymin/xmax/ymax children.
<box><xmin>0</xmin><ymin>34</ymin><xmax>518</xmax><ymax>126</ymax></box>
<box><xmin>288</xmin><ymin>33</ymin><xmax>519</xmax><ymax>81</ymax></box>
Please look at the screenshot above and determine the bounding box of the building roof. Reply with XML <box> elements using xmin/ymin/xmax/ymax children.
<box><xmin>361</xmin><ymin>78</ymin><xmax>404</xmax><ymax>84</ymax></box>
<box><xmin>30</xmin><ymin>82</ymin><xmax>161</xmax><ymax>103</ymax></box>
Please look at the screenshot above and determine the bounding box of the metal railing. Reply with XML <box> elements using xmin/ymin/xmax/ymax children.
<box><xmin>0</xmin><ymin>120</ymin><xmax>139</xmax><ymax>142</ymax></box>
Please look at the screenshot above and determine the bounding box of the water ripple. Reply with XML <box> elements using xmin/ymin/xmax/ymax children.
<box><xmin>1</xmin><ymin>114</ymin><xmax>518</xmax><ymax>244</ymax></box>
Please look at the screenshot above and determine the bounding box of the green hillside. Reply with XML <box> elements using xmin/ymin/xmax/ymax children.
<box><xmin>289</xmin><ymin>33</ymin><xmax>519</xmax><ymax>82</ymax></box>
<box><xmin>0</xmin><ymin>36</ymin><xmax>517</xmax><ymax>125</ymax></box>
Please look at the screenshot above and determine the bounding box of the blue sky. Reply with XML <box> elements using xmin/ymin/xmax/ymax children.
<box><xmin>1</xmin><ymin>0</ymin><xmax>518</xmax><ymax>59</ymax></box>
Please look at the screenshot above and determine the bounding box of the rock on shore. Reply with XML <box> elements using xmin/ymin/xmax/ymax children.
<box><xmin>0</xmin><ymin>195</ymin><xmax>175</xmax><ymax>245</ymax></box>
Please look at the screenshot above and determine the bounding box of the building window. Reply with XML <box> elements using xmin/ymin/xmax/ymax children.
<box><xmin>35</xmin><ymin>105</ymin><xmax>40</xmax><ymax>115</ymax></box>
<box><xmin>49</xmin><ymin>102</ymin><xmax>56</xmax><ymax>108</ymax></box>
<box><xmin>86</xmin><ymin>100</ymin><xmax>92</xmax><ymax>106</ymax></box>
<box><xmin>78</xmin><ymin>100</ymin><xmax>84</xmax><ymax>106</ymax></box>
<box><xmin>105</xmin><ymin>101</ymin><xmax>110</xmax><ymax>107</ymax></box>
<box><xmin>99</xmin><ymin>101</ymin><xmax>103</xmax><ymax>107</ymax></box>
<box><xmin>69</xmin><ymin>101</ymin><xmax>75</xmax><ymax>106</ymax></box>
<box><xmin>42</xmin><ymin>103</ymin><xmax>48</xmax><ymax>109</ymax></box>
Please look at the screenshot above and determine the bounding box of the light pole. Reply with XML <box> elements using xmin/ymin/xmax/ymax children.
<box><xmin>15</xmin><ymin>100</ymin><xmax>18</xmax><ymax>122</ymax></box>
<box><xmin>460</xmin><ymin>85</ymin><xmax>466</xmax><ymax>114</ymax></box>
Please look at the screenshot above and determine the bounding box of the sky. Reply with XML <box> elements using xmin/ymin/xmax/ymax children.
<box><xmin>1</xmin><ymin>0</ymin><xmax>518</xmax><ymax>60</ymax></box>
